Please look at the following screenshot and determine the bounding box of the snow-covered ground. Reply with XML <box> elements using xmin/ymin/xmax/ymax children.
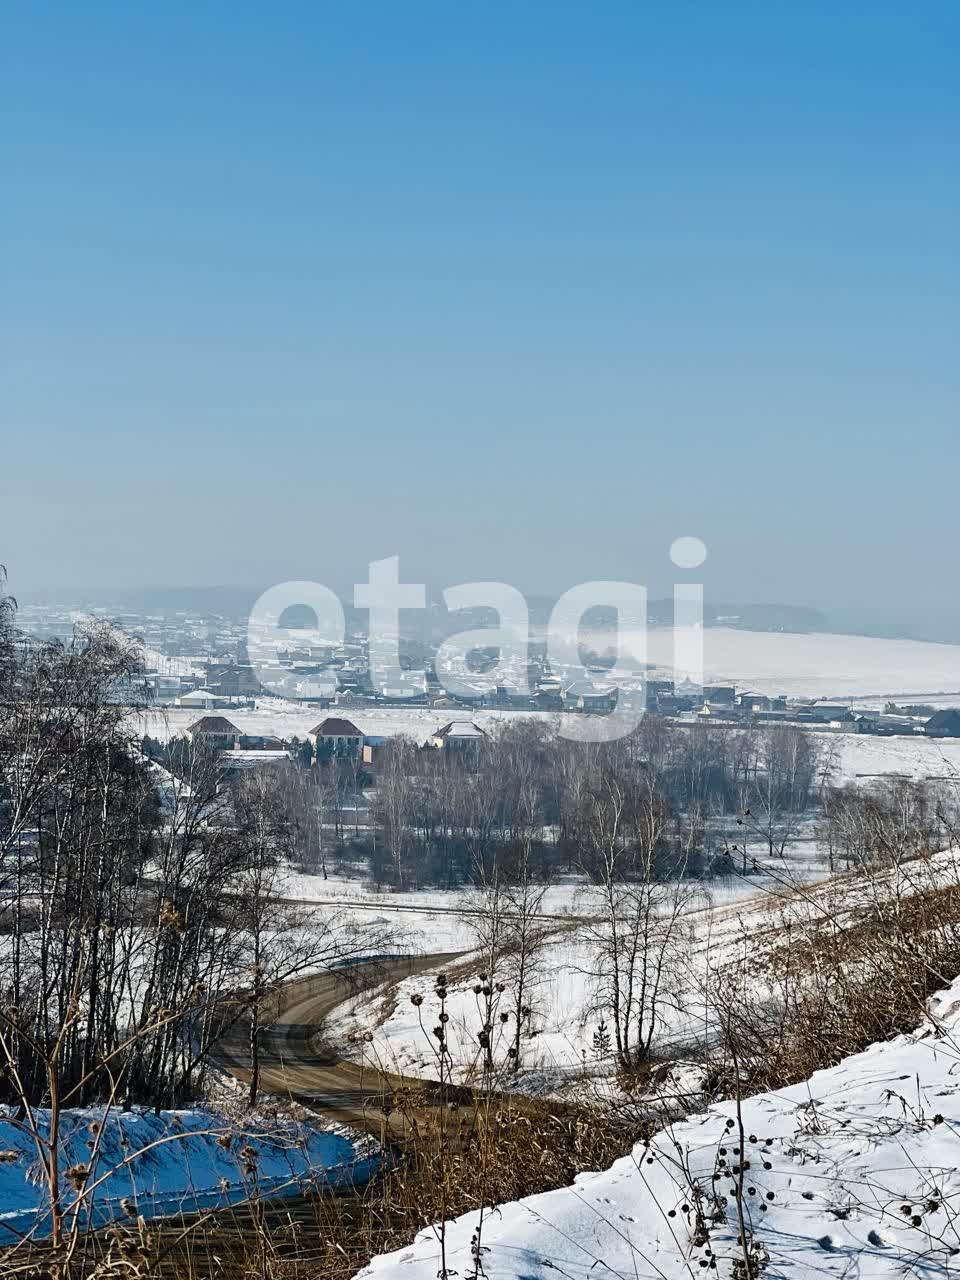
<box><xmin>282</xmin><ymin>872</ymin><xmax>637</xmax><ymax>920</ymax></box>
<box><xmin>330</xmin><ymin>851</ymin><xmax>960</xmax><ymax>1095</ymax></box>
<box><xmin>828</xmin><ymin>731</ymin><xmax>960</xmax><ymax>782</ymax></box>
<box><xmin>326</xmin><ymin>858</ymin><xmax>825</xmax><ymax>1087</ymax></box>
<box><xmin>0</xmin><ymin>1106</ymin><xmax>374</xmax><ymax>1242</ymax></box>
<box><xmin>618</xmin><ymin>626</ymin><xmax>960</xmax><ymax>701</ymax></box>
<box><xmin>358</xmin><ymin>970</ymin><xmax>960</xmax><ymax>1280</ymax></box>
<box><xmin>281</xmin><ymin>853</ymin><xmax>826</xmax><ymax>967</ymax></box>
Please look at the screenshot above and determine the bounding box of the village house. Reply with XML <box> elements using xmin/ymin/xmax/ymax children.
<box><xmin>562</xmin><ymin>680</ymin><xmax>618</xmax><ymax>713</ymax></box>
<box><xmin>308</xmin><ymin>716</ymin><xmax>364</xmax><ymax>756</ymax></box>
<box><xmin>853</xmin><ymin>713</ymin><xmax>920</xmax><ymax>736</ymax></box>
<box><xmin>703</xmin><ymin>685</ymin><xmax>736</xmax><ymax>706</ymax></box>
<box><xmin>644</xmin><ymin>679</ymin><xmax>675</xmax><ymax>711</ymax></box>
<box><xmin>697</xmin><ymin>700</ymin><xmax>746</xmax><ymax>722</ymax></box>
<box><xmin>203</xmin><ymin>662</ymin><xmax>262</xmax><ymax>698</ymax></box>
<box><xmin>737</xmin><ymin>692</ymin><xmax>772</xmax><ymax>712</ymax></box>
<box><xmin>428</xmin><ymin>720</ymin><xmax>488</xmax><ymax>749</ymax></box>
<box><xmin>177</xmin><ymin>687</ymin><xmax>232</xmax><ymax>710</ymax></box>
<box><xmin>801</xmin><ymin>703</ymin><xmax>854</xmax><ymax>725</ymax></box>
<box><xmin>925</xmin><ymin>709</ymin><xmax>960</xmax><ymax>738</ymax></box>
<box><xmin>185</xmin><ymin>715</ymin><xmax>241</xmax><ymax>750</ymax></box>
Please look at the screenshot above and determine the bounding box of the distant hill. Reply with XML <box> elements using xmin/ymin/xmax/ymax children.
<box><xmin>15</xmin><ymin>584</ymin><xmax>959</xmax><ymax>645</ymax></box>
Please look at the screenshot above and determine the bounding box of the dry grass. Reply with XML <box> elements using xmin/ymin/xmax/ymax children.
<box><xmin>712</xmin><ymin>867</ymin><xmax>960</xmax><ymax>1093</ymax></box>
<box><xmin>0</xmin><ymin>1093</ymin><xmax>646</xmax><ymax>1280</ymax></box>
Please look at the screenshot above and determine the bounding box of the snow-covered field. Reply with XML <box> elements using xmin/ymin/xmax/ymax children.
<box><xmin>828</xmin><ymin>732</ymin><xmax>960</xmax><ymax>782</ymax></box>
<box><xmin>359</xmin><ymin>969</ymin><xmax>960</xmax><ymax>1280</ymax></box>
<box><xmin>624</xmin><ymin>626</ymin><xmax>960</xmax><ymax>700</ymax></box>
<box><xmin>279</xmin><ymin>872</ymin><xmax>484</xmax><ymax>953</ymax></box>
<box><xmin>282</xmin><ymin>872</ymin><xmax>637</xmax><ymax>921</ymax></box>
<box><xmin>0</xmin><ymin>1107</ymin><xmax>373</xmax><ymax>1242</ymax></box>
<box><xmin>281</xmin><ymin>855</ymin><xmax>824</xmax><ymax>968</ymax></box>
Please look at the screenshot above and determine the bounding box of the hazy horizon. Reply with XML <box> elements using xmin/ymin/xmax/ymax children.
<box><xmin>10</xmin><ymin>577</ymin><xmax>960</xmax><ymax>647</ymax></box>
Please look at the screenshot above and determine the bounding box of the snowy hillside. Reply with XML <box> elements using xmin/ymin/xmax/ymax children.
<box><xmin>358</xmin><ymin>977</ymin><xmax>960</xmax><ymax>1279</ymax></box>
<box><xmin>624</xmin><ymin>626</ymin><xmax>960</xmax><ymax>700</ymax></box>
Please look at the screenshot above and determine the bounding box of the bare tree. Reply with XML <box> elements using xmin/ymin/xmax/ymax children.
<box><xmin>500</xmin><ymin>841</ymin><xmax>547</xmax><ymax>1071</ymax></box>
<box><xmin>372</xmin><ymin>736</ymin><xmax>418</xmax><ymax>888</ymax></box>
<box><xmin>741</xmin><ymin>725</ymin><xmax>820</xmax><ymax>860</ymax></box>
<box><xmin>576</xmin><ymin>766</ymin><xmax>693</xmax><ymax>1067</ymax></box>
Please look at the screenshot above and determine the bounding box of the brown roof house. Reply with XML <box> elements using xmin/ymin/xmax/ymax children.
<box><xmin>308</xmin><ymin>716</ymin><xmax>364</xmax><ymax>757</ymax></box>
<box><xmin>186</xmin><ymin>716</ymin><xmax>241</xmax><ymax>750</ymax></box>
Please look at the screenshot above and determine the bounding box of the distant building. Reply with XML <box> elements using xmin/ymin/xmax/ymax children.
<box><xmin>362</xmin><ymin>735</ymin><xmax>389</xmax><ymax>770</ymax></box>
<box><xmin>698</xmin><ymin>701</ymin><xmax>745</xmax><ymax>721</ymax></box>
<box><xmin>429</xmin><ymin>720</ymin><xmax>488</xmax><ymax>749</ymax></box>
<box><xmin>177</xmin><ymin>688</ymin><xmax>230</xmax><ymax>710</ymax></box>
<box><xmin>804</xmin><ymin>704</ymin><xmax>854</xmax><ymax>724</ymax></box>
<box><xmin>309</xmin><ymin>716</ymin><xmax>364</xmax><ymax>755</ymax></box>
<box><xmin>534</xmin><ymin>678</ymin><xmax>563</xmax><ymax>711</ymax></box>
<box><xmin>645</xmin><ymin>679</ymin><xmax>675</xmax><ymax>710</ymax></box>
<box><xmin>204</xmin><ymin>663</ymin><xmax>261</xmax><ymax>697</ymax></box>
<box><xmin>854</xmin><ymin>714</ymin><xmax>918</xmax><ymax>737</ymax></box>
<box><xmin>143</xmin><ymin>673</ymin><xmax>185</xmax><ymax>704</ymax></box>
<box><xmin>704</xmin><ymin>685</ymin><xmax>736</xmax><ymax>706</ymax></box>
<box><xmin>656</xmin><ymin>693</ymin><xmax>697</xmax><ymax>714</ymax></box>
<box><xmin>737</xmin><ymin>692</ymin><xmax>772</xmax><ymax>712</ymax></box>
<box><xmin>562</xmin><ymin>680</ymin><xmax>618</xmax><ymax>713</ymax></box>
<box><xmin>494</xmin><ymin>682</ymin><xmax>531</xmax><ymax>708</ymax></box>
<box><xmin>240</xmin><ymin>735</ymin><xmax>288</xmax><ymax>750</ymax></box>
<box><xmin>186</xmin><ymin>716</ymin><xmax>241</xmax><ymax>750</ymax></box>
<box><xmin>926</xmin><ymin>710</ymin><xmax>960</xmax><ymax>738</ymax></box>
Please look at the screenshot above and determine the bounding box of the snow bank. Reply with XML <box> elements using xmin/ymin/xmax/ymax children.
<box><xmin>0</xmin><ymin>1107</ymin><xmax>373</xmax><ymax>1242</ymax></box>
<box><xmin>358</xmin><ymin>977</ymin><xmax>960</xmax><ymax>1278</ymax></box>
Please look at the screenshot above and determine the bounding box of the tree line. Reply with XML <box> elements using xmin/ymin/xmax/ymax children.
<box><xmin>351</xmin><ymin>717</ymin><xmax>827</xmax><ymax>890</ymax></box>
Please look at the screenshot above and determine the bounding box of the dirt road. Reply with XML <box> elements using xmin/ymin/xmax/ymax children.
<box><xmin>213</xmin><ymin>952</ymin><xmax>465</xmax><ymax>1136</ymax></box>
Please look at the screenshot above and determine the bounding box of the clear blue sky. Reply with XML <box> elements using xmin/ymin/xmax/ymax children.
<box><xmin>2</xmin><ymin>2</ymin><xmax>957</xmax><ymax>629</ymax></box>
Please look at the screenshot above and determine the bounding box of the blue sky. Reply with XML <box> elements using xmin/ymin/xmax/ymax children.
<box><xmin>2</xmin><ymin>3</ymin><xmax>958</xmax><ymax>628</ymax></box>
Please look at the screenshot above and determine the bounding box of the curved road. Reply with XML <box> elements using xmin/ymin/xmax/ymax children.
<box><xmin>212</xmin><ymin>871</ymin><xmax>855</xmax><ymax>1137</ymax></box>
<box><xmin>213</xmin><ymin>952</ymin><xmax>466</xmax><ymax>1137</ymax></box>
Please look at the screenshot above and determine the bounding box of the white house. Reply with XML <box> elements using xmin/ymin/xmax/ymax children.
<box><xmin>428</xmin><ymin>720</ymin><xmax>487</xmax><ymax>749</ymax></box>
<box><xmin>177</xmin><ymin>688</ymin><xmax>230</xmax><ymax>710</ymax></box>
